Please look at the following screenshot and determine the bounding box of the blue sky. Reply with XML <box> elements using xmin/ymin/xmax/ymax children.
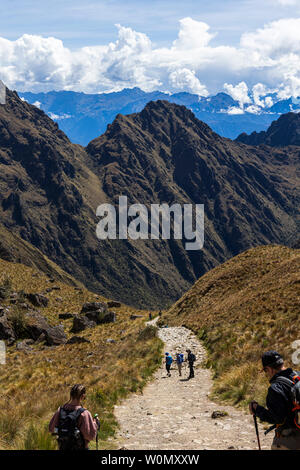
<box><xmin>2</xmin><ymin>0</ymin><xmax>299</xmax><ymax>48</ymax></box>
<box><xmin>1</xmin><ymin>0</ymin><xmax>300</xmax><ymax>102</ymax></box>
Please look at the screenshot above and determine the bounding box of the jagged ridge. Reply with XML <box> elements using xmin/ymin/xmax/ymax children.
<box><xmin>0</xmin><ymin>89</ymin><xmax>299</xmax><ymax>307</ymax></box>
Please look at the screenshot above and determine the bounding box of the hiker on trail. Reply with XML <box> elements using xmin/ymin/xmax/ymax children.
<box><xmin>149</xmin><ymin>312</ymin><xmax>152</xmax><ymax>321</ymax></box>
<box><xmin>49</xmin><ymin>384</ymin><xmax>100</xmax><ymax>450</ymax></box>
<box><xmin>165</xmin><ymin>352</ymin><xmax>173</xmax><ymax>377</ymax></box>
<box><xmin>175</xmin><ymin>353</ymin><xmax>184</xmax><ymax>377</ymax></box>
<box><xmin>249</xmin><ymin>351</ymin><xmax>300</xmax><ymax>450</ymax></box>
<box><xmin>186</xmin><ymin>349</ymin><xmax>196</xmax><ymax>379</ymax></box>
<box><xmin>158</xmin><ymin>310</ymin><xmax>162</xmax><ymax>317</ymax></box>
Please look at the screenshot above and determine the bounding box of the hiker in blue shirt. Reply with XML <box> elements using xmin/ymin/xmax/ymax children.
<box><xmin>175</xmin><ymin>353</ymin><xmax>184</xmax><ymax>377</ymax></box>
<box><xmin>165</xmin><ymin>352</ymin><xmax>173</xmax><ymax>377</ymax></box>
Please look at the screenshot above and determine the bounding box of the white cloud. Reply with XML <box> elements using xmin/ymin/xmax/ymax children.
<box><xmin>172</xmin><ymin>17</ymin><xmax>215</xmax><ymax>49</ymax></box>
<box><xmin>224</xmin><ymin>82</ymin><xmax>251</xmax><ymax>108</ymax></box>
<box><xmin>48</xmin><ymin>112</ymin><xmax>72</xmax><ymax>120</ymax></box>
<box><xmin>264</xmin><ymin>96</ymin><xmax>274</xmax><ymax>107</ymax></box>
<box><xmin>227</xmin><ymin>106</ymin><xmax>245</xmax><ymax>115</ymax></box>
<box><xmin>252</xmin><ymin>83</ymin><xmax>268</xmax><ymax>106</ymax></box>
<box><xmin>245</xmin><ymin>105</ymin><xmax>261</xmax><ymax>114</ymax></box>
<box><xmin>169</xmin><ymin>68</ymin><xmax>208</xmax><ymax>96</ymax></box>
<box><xmin>252</xmin><ymin>83</ymin><xmax>275</xmax><ymax>107</ymax></box>
<box><xmin>240</xmin><ymin>18</ymin><xmax>300</xmax><ymax>58</ymax></box>
<box><xmin>0</xmin><ymin>16</ymin><xmax>300</xmax><ymax>103</ymax></box>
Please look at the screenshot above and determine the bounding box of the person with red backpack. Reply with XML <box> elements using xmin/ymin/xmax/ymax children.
<box><xmin>49</xmin><ymin>384</ymin><xmax>100</xmax><ymax>450</ymax></box>
<box><xmin>249</xmin><ymin>351</ymin><xmax>300</xmax><ymax>450</ymax></box>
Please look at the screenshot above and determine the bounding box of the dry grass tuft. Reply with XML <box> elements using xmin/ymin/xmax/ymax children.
<box><xmin>0</xmin><ymin>259</ymin><xmax>163</xmax><ymax>449</ymax></box>
<box><xmin>163</xmin><ymin>245</ymin><xmax>300</xmax><ymax>408</ymax></box>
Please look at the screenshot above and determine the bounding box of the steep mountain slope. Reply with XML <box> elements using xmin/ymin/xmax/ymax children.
<box><xmin>0</xmin><ymin>88</ymin><xmax>108</xmax><ymax>295</ymax></box>
<box><xmin>0</xmin><ymin>257</ymin><xmax>162</xmax><ymax>449</ymax></box>
<box><xmin>0</xmin><ymin>222</ymin><xmax>82</xmax><ymax>286</ymax></box>
<box><xmin>19</xmin><ymin>88</ymin><xmax>280</xmax><ymax>145</ymax></box>
<box><xmin>163</xmin><ymin>245</ymin><xmax>300</xmax><ymax>406</ymax></box>
<box><xmin>0</xmin><ymin>88</ymin><xmax>299</xmax><ymax>308</ymax></box>
<box><xmin>88</xmin><ymin>99</ymin><xmax>299</xmax><ymax>256</ymax></box>
<box><xmin>236</xmin><ymin>112</ymin><xmax>300</xmax><ymax>146</ymax></box>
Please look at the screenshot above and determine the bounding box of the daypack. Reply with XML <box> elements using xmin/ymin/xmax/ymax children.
<box><xmin>57</xmin><ymin>406</ymin><xmax>86</xmax><ymax>450</ymax></box>
<box><xmin>189</xmin><ymin>353</ymin><xmax>196</xmax><ymax>363</ymax></box>
<box><xmin>275</xmin><ymin>373</ymin><xmax>300</xmax><ymax>429</ymax></box>
<box><xmin>177</xmin><ymin>354</ymin><xmax>184</xmax><ymax>364</ymax></box>
<box><xmin>166</xmin><ymin>355</ymin><xmax>173</xmax><ymax>365</ymax></box>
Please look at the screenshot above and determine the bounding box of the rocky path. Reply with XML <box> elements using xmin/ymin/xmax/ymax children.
<box><xmin>114</xmin><ymin>321</ymin><xmax>273</xmax><ymax>450</ymax></box>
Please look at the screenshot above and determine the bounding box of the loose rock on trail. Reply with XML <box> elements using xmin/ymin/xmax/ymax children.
<box><xmin>114</xmin><ymin>320</ymin><xmax>273</xmax><ymax>450</ymax></box>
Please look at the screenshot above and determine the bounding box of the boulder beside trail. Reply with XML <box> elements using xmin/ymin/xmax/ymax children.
<box><xmin>211</xmin><ymin>411</ymin><xmax>228</xmax><ymax>419</ymax></box>
<box><xmin>0</xmin><ymin>314</ymin><xmax>15</xmax><ymax>344</ymax></box>
<box><xmin>85</xmin><ymin>310</ymin><xmax>116</xmax><ymax>324</ymax></box>
<box><xmin>25</xmin><ymin>312</ymin><xmax>67</xmax><ymax>345</ymax></box>
<box><xmin>1</xmin><ymin>310</ymin><xmax>67</xmax><ymax>346</ymax></box>
<box><xmin>80</xmin><ymin>302</ymin><xmax>107</xmax><ymax>314</ymax></box>
<box><xmin>16</xmin><ymin>339</ymin><xmax>34</xmax><ymax>351</ymax></box>
<box><xmin>46</xmin><ymin>324</ymin><xmax>66</xmax><ymax>346</ymax></box>
<box><xmin>76</xmin><ymin>302</ymin><xmax>116</xmax><ymax>329</ymax></box>
<box><xmin>101</xmin><ymin>311</ymin><xmax>116</xmax><ymax>323</ymax></box>
<box><xmin>25</xmin><ymin>293</ymin><xmax>49</xmax><ymax>308</ymax></box>
<box><xmin>71</xmin><ymin>315</ymin><xmax>96</xmax><ymax>333</ymax></box>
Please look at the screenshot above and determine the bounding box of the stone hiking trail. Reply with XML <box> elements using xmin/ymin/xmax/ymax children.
<box><xmin>114</xmin><ymin>320</ymin><xmax>273</xmax><ymax>450</ymax></box>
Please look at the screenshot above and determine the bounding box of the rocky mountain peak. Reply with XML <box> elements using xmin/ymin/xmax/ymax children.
<box><xmin>236</xmin><ymin>112</ymin><xmax>300</xmax><ymax>147</ymax></box>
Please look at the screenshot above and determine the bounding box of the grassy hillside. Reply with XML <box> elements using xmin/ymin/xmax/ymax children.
<box><xmin>163</xmin><ymin>245</ymin><xmax>300</xmax><ymax>408</ymax></box>
<box><xmin>0</xmin><ymin>258</ymin><xmax>163</xmax><ymax>450</ymax></box>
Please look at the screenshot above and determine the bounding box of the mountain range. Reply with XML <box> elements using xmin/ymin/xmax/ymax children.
<box><xmin>236</xmin><ymin>112</ymin><xmax>300</xmax><ymax>147</ymax></box>
<box><xmin>19</xmin><ymin>87</ymin><xmax>300</xmax><ymax>146</ymax></box>
<box><xmin>0</xmin><ymin>86</ymin><xmax>299</xmax><ymax>308</ymax></box>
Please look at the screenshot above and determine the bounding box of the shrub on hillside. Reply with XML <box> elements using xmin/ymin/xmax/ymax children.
<box><xmin>138</xmin><ymin>325</ymin><xmax>158</xmax><ymax>341</ymax></box>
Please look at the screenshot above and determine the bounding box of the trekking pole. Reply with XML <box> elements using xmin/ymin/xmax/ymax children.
<box><xmin>253</xmin><ymin>413</ymin><xmax>261</xmax><ymax>450</ymax></box>
<box><xmin>94</xmin><ymin>413</ymin><xmax>99</xmax><ymax>451</ymax></box>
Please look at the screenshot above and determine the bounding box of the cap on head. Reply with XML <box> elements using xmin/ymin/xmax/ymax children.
<box><xmin>165</xmin><ymin>352</ymin><xmax>169</xmax><ymax>355</ymax></box>
<box><xmin>186</xmin><ymin>349</ymin><xmax>191</xmax><ymax>353</ymax></box>
<box><xmin>262</xmin><ymin>351</ymin><xmax>283</xmax><ymax>368</ymax></box>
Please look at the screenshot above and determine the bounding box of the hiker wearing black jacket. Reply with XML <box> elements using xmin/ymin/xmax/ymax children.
<box><xmin>186</xmin><ymin>349</ymin><xmax>195</xmax><ymax>379</ymax></box>
<box><xmin>249</xmin><ymin>351</ymin><xmax>300</xmax><ymax>450</ymax></box>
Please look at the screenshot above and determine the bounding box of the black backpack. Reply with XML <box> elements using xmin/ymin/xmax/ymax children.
<box><xmin>189</xmin><ymin>353</ymin><xmax>196</xmax><ymax>363</ymax></box>
<box><xmin>276</xmin><ymin>373</ymin><xmax>300</xmax><ymax>429</ymax></box>
<box><xmin>57</xmin><ymin>406</ymin><xmax>86</xmax><ymax>450</ymax></box>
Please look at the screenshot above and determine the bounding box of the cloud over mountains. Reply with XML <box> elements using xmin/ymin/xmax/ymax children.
<box><xmin>1</xmin><ymin>16</ymin><xmax>300</xmax><ymax>105</ymax></box>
